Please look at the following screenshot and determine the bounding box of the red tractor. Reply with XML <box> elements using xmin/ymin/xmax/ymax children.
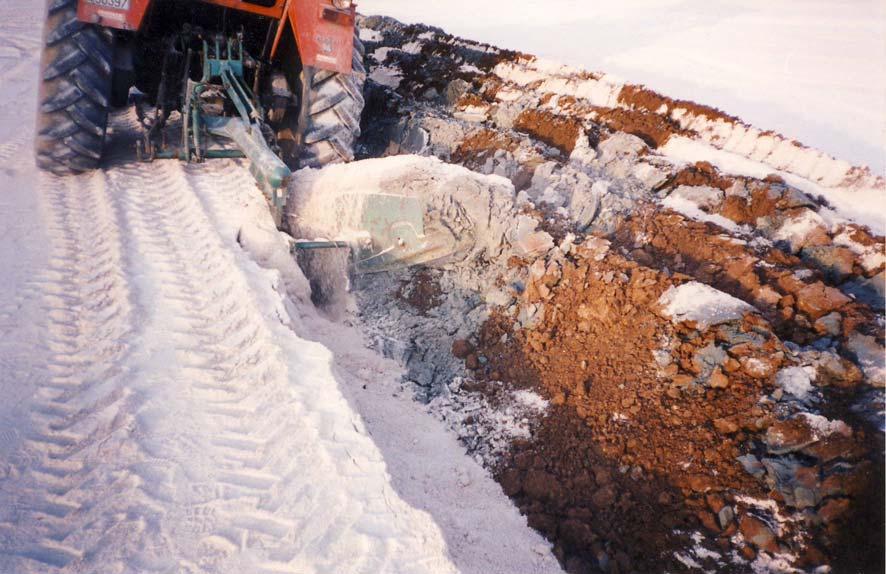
<box><xmin>35</xmin><ymin>0</ymin><xmax>365</xmax><ymax>207</ymax></box>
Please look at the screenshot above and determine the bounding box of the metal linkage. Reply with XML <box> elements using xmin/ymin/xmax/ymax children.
<box><xmin>140</xmin><ymin>32</ymin><xmax>291</xmax><ymax>210</ymax></box>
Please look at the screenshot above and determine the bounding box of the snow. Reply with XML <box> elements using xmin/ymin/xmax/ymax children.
<box><xmin>771</xmin><ymin>209</ymin><xmax>829</xmax><ymax>252</ymax></box>
<box><xmin>776</xmin><ymin>367</ymin><xmax>816</xmax><ymax>400</ymax></box>
<box><xmin>359</xmin><ymin>27</ymin><xmax>383</xmax><ymax>42</ymax></box>
<box><xmin>798</xmin><ymin>413</ymin><xmax>851</xmax><ymax>439</ymax></box>
<box><xmin>659</xmin><ymin>281</ymin><xmax>755</xmax><ymax>329</ymax></box>
<box><xmin>494</xmin><ymin>59</ymin><xmax>624</xmax><ymax>109</ymax></box>
<box><xmin>361</xmin><ymin>0</ymin><xmax>886</xmax><ymax>174</ymax></box>
<box><xmin>401</xmin><ymin>40</ymin><xmax>422</xmax><ymax>55</ymax></box>
<box><xmin>660</xmin><ymin>136</ymin><xmax>885</xmax><ymax>235</ymax></box>
<box><xmin>750</xmin><ymin>552</ymin><xmax>802</xmax><ymax>574</ymax></box>
<box><xmin>369</xmin><ymin>65</ymin><xmax>403</xmax><ymax>88</ymax></box>
<box><xmin>674</xmin><ymin>552</ymin><xmax>705</xmax><ymax>570</ymax></box>
<box><xmin>833</xmin><ymin>230</ymin><xmax>886</xmax><ymax>273</ymax></box>
<box><xmin>661</xmin><ymin>194</ymin><xmax>743</xmax><ymax>234</ymax></box>
<box><xmin>0</xmin><ymin>4</ymin><xmax>561</xmax><ymax>572</ymax></box>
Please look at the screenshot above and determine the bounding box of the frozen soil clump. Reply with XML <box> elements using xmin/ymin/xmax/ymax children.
<box><xmin>323</xmin><ymin>14</ymin><xmax>886</xmax><ymax>574</ymax></box>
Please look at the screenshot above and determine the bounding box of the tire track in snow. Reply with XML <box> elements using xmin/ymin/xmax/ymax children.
<box><xmin>0</xmin><ymin>171</ymin><xmax>147</xmax><ymax>572</ymax></box>
<box><xmin>95</xmin><ymin>158</ymin><xmax>452</xmax><ymax>573</ymax></box>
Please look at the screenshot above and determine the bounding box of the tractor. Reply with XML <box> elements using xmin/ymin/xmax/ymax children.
<box><xmin>35</xmin><ymin>0</ymin><xmax>366</xmax><ymax>212</ymax></box>
<box><xmin>35</xmin><ymin>0</ymin><xmax>449</xmax><ymax>274</ymax></box>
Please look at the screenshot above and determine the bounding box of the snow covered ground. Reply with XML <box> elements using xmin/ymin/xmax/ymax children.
<box><xmin>0</xmin><ymin>3</ymin><xmax>560</xmax><ymax>573</ymax></box>
<box><xmin>362</xmin><ymin>0</ymin><xmax>886</xmax><ymax>174</ymax></box>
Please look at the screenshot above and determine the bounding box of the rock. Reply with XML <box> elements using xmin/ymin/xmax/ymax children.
<box><xmin>581</xmin><ymin>236</ymin><xmax>611</xmax><ymax>261</ymax></box>
<box><xmin>802</xmin><ymin>434</ymin><xmax>865</xmax><ymax>463</ymax></box>
<box><xmin>512</xmin><ymin>216</ymin><xmax>556</xmax><ymax>257</ymax></box>
<box><xmin>739</xmin><ymin>515</ymin><xmax>779</xmax><ymax>553</ymax></box>
<box><xmin>705</xmin><ymin>493</ymin><xmax>725</xmax><ymax>513</ymax></box>
<box><xmin>694</xmin><ymin>344</ymin><xmax>728</xmax><ymax>376</ymax></box>
<box><xmin>713</xmin><ymin>417</ymin><xmax>739</xmax><ymax>434</ymax></box>
<box><xmin>776</xmin><ymin>366</ymin><xmax>814</xmax><ymax>400</ymax></box>
<box><xmin>465</xmin><ymin>353</ymin><xmax>480</xmax><ymax>370</ymax></box>
<box><xmin>444</xmin><ymin>79</ymin><xmax>471</xmax><ymax>106</ymax></box>
<box><xmin>776</xmin><ymin>271</ymin><xmax>808</xmax><ymax>295</ymax></box>
<box><xmin>754</xmin><ymin>285</ymin><xmax>782</xmax><ymax>307</ymax></box>
<box><xmin>597</xmin><ymin>132</ymin><xmax>647</xmax><ymax>164</ymax></box>
<box><xmin>770</xmin><ymin>209</ymin><xmax>830</xmax><ymax>254</ymax></box>
<box><xmin>708</xmin><ymin>367</ymin><xmax>730</xmax><ymax>389</ymax></box>
<box><xmin>740</xmin><ymin>545</ymin><xmax>757</xmax><ymax>561</ymax></box>
<box><xmin>681</xmin><ymin>474</ymin><xmax>715</xmax><ymax>493</ymax></box>
<box><xmin>672</xmin><ymin>374</ymin><xmax>695</xmax><ymax>388</ymax></box>
<box><xmin>792</xmin><ymin>486</ymin><xmax>819</xmax><ymax>510</ymax></box>
<box><xmin>845</xmin><ymin>332</ymin><xmax>885</xmax><ymax>387</ymax></box>
<box><xmin>741</xmin><ymin>357</ymin><xmax>774</xmax><ymax>379</ymax></box>
<box><xmin>816</xmin><ymin>498</ymin><xmax>850</xmax><ymax>523</ymax></box>
<box><xmin>841</xmin><ymin>271</ymin><xmax>885</xmax><ymax>312</ymax></box>
<box><xmin>764</xmin><ymin>419</ymin><xmax>817</xmax><ymax>455</ymax></box>
<box><xmin>778</xmin><ymin>187</ymin><xmax>816</xmax><ymax>209</ymax></box>
<box><xmin>815</xmin><ymin>351</ymin><xmax>863</xmax><ymax>388</ymax></box>
<box><xmin>669</xmin><ymin>185</ymin><xmax>725</xmax><ymax>211</ymax></box>
<box><xmin>723</xmin><ymin>357</ymin><xmax>742</xmax><ymax>373</ymax></box>
<box><xmin>697</xmin><ymin>510</ymin><xmax>720</xmax><ymax>533</ymax></box>
<box><xmin>451</xmin><ymin>339</ymin><xmax>474</xmax><ymax>359</ymax></box>
<box><xmin>813</xmin><ymin>312</ymin><xmax>842</xmax><ymax>337</ymax></box>
<box><xmin>801</xmin><ymin>245</ymin><xmax>857</xmax><ymax>283</ymax></box>
<box><xmin>718</xmin><ymin>506</ymin><xmax>735</xmax><ymax>529</ymax></box>
<box><xmin>795</xmin><ymin>282</ymin><xmax>851</xmax><ymax>320</ymax></box>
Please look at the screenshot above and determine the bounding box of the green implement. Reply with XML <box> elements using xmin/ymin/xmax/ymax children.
<box><xmin>139</xmin><ymin>32</ymin><xmax>291</xmax><ymax>210</ymax></box>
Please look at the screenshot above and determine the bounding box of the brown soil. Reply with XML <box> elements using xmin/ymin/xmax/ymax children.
<box><xmin>591</xmin><ymin>106</ymin><xmax>690</xmax><ymax>149</ymax></box>
<box><xmin>514</xmin><ymin>109</ymin><xmax>584</xmax><ymax>155</ymax></box>
<box><xmin>614</xmin><ymin>205</ymin><xmax>880</xmax><ymax>345</ymax></box>
<box><xmin>358</xmin><ymin>20</ymin><xmax>886</xmax><ymax>573</ymax></box>
<box><xmin>465</xmin><ymin>245</ymin><xmax>784</xmax><ymax>571</ymax></box>
<box><xmin>452</xmin><ymin>129</ymin><xmax>522</xmax><ymax>164</ymax></box>
<box><xmin>618</xmin><ymin>84</ymin><xmax>738</xmax><ymax>126</ymax></box>
<box><xmin>657</xmin><ymin>161</ymin><xmax>736</xmax><ymax>192</ymax></box>
<box><xmin>461</xmin><ymin>238</ymin><xmax>881</xmax><ymax>572</ymax></box>
<box><xmin>396</xmin><ymin>268</ymin><xmax>442</xmax><ymax>315</ymax></box>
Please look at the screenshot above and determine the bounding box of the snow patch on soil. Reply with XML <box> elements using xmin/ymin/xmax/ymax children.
<box><xmin>659</xmin><ymin>281</ymin><xmax>754</xmax><ymax>328</ymax></box>
<box><xmin>798</xmin><ymin>413</ymin><xmax>851</xmax><ymax>439</ymax></box>
<box><xmin>661</xmin><ymin>194</ymin><xmax>743</xmax><ymax>233</ymax></box>
<box><xmin>428</xmin><ymin>380</ymin><xmax>550</xmax><ymax>466</ymax></box>
<box><xmin>661</xmin><ymin>137</ymin><xmax>885</xmax><ymax>234</ymax></box>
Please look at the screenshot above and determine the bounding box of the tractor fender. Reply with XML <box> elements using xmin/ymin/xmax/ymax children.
<box><xmin>76</xmin><ymin>0</ymin><xmax>151</xmax><ymax>32</ymax></box>
<box><xmin>272</xmin><ymin>0</ymin><xmax>355</xmax><ymax>74</ymax></box>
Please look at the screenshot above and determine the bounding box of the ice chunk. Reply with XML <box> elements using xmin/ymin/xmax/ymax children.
<box><xmin>776</xmin><ymin>366</ymin><xmax>815</xmax><ymax>400</ymax></box>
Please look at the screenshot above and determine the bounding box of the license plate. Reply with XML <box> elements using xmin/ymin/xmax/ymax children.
<box><xmin>85</xmin><ymin>0</ymin><xmax>130</xmax><ymax>10</ymax></box>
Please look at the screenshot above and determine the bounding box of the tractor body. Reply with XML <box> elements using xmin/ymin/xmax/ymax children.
<box><xmin>37</xmin><ymin>0</ymin><xmax>365</xmax><ymax>211</ymax></box>
<box><xmin>76</xmin><ymin>0</ymin><xmax>357</xmax><ymax>75</ymax></box>
<box><xmin>38</xmin><ymin>0</ymin><xmax>436</xmax><ymax>272</ymax></box>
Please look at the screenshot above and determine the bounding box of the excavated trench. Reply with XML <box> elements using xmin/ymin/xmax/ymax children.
<box><xmin>293</xmin><ymin>15</ymin><xmax>885</xmax><ymax>574</ymax></box>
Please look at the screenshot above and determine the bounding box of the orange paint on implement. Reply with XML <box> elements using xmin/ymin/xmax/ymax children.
<box><xmin>76</xmin><ymin>0</ymin><xmax>354</xmax><ymax>73</ymax></box>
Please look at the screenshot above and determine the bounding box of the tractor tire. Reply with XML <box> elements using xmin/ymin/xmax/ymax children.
<box><xmin>35</xmin><ymin>0</ymin><xmax>113</xmax><ymax>175</ymax></box>
<box><xmin>295</xmin><ymin>34</ymin><xmax>366</xmax><ymax>169</ymax></box>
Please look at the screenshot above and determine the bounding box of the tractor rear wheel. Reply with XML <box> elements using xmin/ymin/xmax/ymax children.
<box><xmin>35</xmin><ymin>0</ymin><xmax>113</xmax><ymax>175</ymax></box>
<box><xmin>295</xmin><ymin>34</ymin><xmax>366</xmax><ymax>169</ymax></box>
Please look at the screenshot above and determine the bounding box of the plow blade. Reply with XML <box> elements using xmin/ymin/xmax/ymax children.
<box><xmin>291</xmin><ymin>192</ymin><xmax>461</xmax><ymax>273</ymax></box>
